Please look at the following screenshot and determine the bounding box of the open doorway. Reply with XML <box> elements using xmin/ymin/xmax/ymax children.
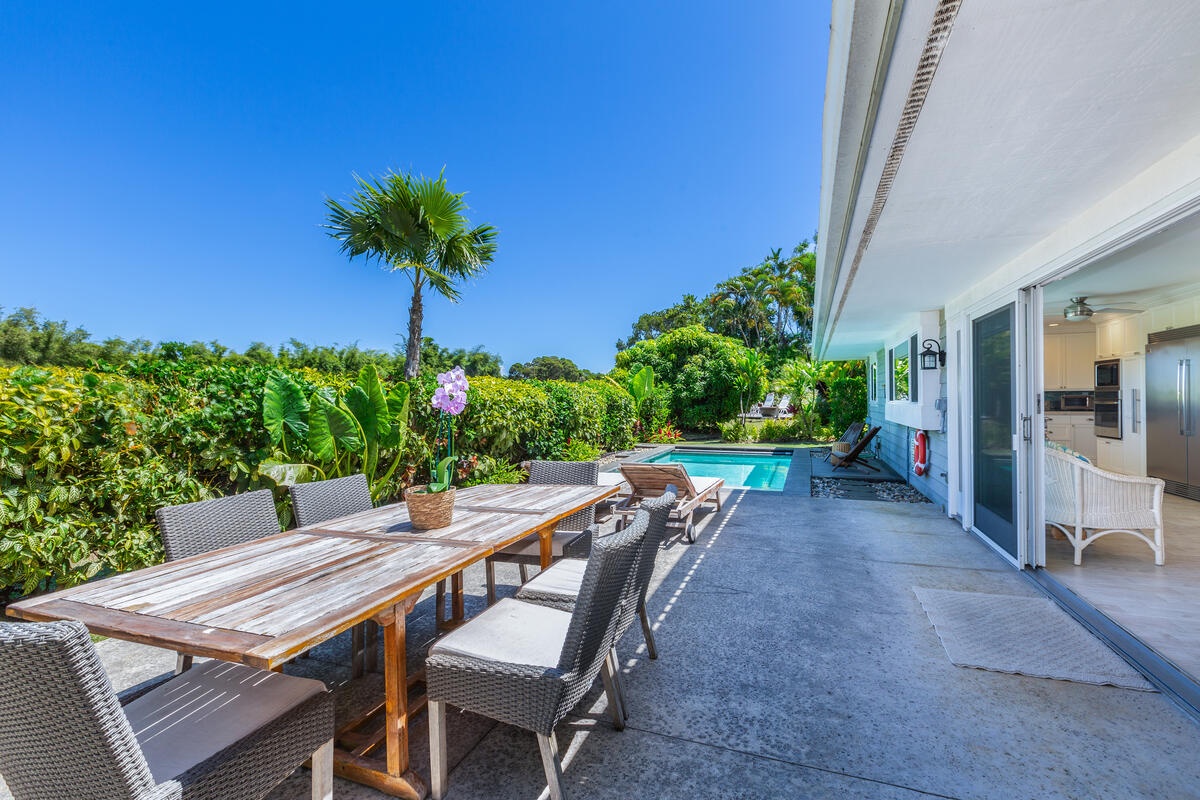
<box><xmin>1036</xmin><ymin>214</ymin><xmax>1200</xmax><ymax>684</ymax></box>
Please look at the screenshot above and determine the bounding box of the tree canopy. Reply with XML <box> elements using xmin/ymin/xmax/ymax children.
<box><xmin>508</xmin><ymin>355</ymin><xmax>592</xmax><ymax>382</ymax></box>
<box><xmin>616</xmin><ymin>240</ymin><xmax>816</xmax><ymax>366</ymax></box>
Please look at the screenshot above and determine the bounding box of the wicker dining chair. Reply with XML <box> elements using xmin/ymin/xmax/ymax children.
<box><xmin>485</xmin><ymin>460</ymin><xmax>600</xmax><ymax>604</ymax></box>
<box><xmin>427</xmin><ymin>509</ymin><xmax>649</xmax><ymax>800</ymax></box>
<box><xmin>517</xmin><ymin>487</ymin><xmax>676</xmax><ymax>658</ymax></box>
<box><xmin>0</xmin><ymin>620</ymin><xmax>334</xmax><ymax>800</ymax></box>
<box><xmin>155</xmin><ymin>490</ymin><xmax>281</xmax><ymax>673</ymax></box>
<box><xmin>289</xmin><ymin>473</ymin><xmax>373</xmax><ymax>527</ymax></box>
<box><xmin>289</xmin><ymin>474</ymin><xmax>383</xmax><ymax>675</ymax></box>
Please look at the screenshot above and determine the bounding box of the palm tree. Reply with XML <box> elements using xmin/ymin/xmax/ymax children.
<box><xmin>324</xmin><ymin>170</ymin><xmax>498</xmax><ymax>378</ymax></box>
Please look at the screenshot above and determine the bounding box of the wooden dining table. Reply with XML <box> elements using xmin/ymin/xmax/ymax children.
<box><xmin>6</xmin><ymin>481</ymin><xmax>618</xmax><ymax>799</ymax></box>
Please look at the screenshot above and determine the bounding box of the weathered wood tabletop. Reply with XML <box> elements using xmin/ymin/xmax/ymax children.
<box><xmin>6</xmin><ymin>481</ymin><xmax>617</xmax><ymax>799</ymax></box>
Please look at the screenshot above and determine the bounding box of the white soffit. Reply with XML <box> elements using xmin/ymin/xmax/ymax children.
<box><xmin>821</xmin><ymin>0</ymin><xmax>1200</xmax><ymax>360</ymax></box>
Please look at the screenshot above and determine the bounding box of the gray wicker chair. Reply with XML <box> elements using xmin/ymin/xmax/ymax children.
<box><xmin>155</xmin><ymin>490</ymin><xmax>281</xmax><ymax>673</ymax></box>
<box><xmin>427</xmin><ymin>510</ymin><xmax>649</xmax><ymax>800</ymax></box>
<box><xmin>485</xmin><ymin>460</ymin><xmax>600</xmax><ymax>604</ymax></box>
<box><xmin>517</xmin><ymin>487</ymin><xmax>676</xmax><ymax>661</ymax></box>
<box><xmin>289</xmin><ymin>474</ymin><xmax>385</xmax><ymax>675</ymax></box>
<box><xmin>0</xmin><ymin>620</ymin><xmax>333</xmax><ymax>800</ymax></box>
<box><xmin>289</xmin><ymin>473</ymin><xmax>373</xmax><ymax>527</ymax></box>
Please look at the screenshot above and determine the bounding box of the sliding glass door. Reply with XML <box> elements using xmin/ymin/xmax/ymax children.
<box><xmin>973</xmin><ymin>304</ymin><xmax>1018</xmax><ymax>558</ymax></box>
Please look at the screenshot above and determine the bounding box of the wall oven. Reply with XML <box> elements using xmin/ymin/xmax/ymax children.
<box><xmin>1094</xmin><ymin>359</ymin><xmax>1121</xmax><ymax>439</ymax></box>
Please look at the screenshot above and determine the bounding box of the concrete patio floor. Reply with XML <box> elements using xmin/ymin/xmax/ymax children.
<box><xmin>5</xmin><ymin>490</ymin><xmax>1199</xmax><ymax>799</ymax></box>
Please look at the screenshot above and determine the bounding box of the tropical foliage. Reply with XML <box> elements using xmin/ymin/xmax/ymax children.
<box><xmin>617</xmin><ymin>240</ymin><xmax>816</xmax><ymax>366</ymax></box>
<box><xmin>507</xmin><ymin>355</ymin><xmax>593</xmax><ymax>382</ymax></box>
<box><xmin>614</xmin><ymin>326</ymin><xmax>765</xmax><ymax>430</ymax></box>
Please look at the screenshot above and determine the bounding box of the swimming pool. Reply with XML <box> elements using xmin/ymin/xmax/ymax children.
<box><xmin>643</xmin><ymin>447</ymin><xmax>793</xmax><ymax>491</ymax></box>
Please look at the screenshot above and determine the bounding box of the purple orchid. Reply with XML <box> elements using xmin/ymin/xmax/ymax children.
<box><xmin>431</xmin><ymin>366</ymin><xmax>469</xmax><ymax>416</ymax></box>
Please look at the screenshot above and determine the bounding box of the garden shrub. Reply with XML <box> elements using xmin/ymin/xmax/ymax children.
<box><xmin>0</xmin><ymin>367</ymin><xmax>210</xmax><ymax>599</ymax></box>
<box><xmin>613</xmin><ymin>325</ymin><xmax>753</xmax><ymax>430</ymax></box>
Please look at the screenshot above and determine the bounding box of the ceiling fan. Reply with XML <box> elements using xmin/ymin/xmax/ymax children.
<box><xmin>1062</xmin><ymin>296</ymin><xmax>1142</xmax><ymax>322</ymax></box>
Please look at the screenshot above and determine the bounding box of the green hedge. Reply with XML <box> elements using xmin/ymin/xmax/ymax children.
<box><xmin>1</xmin><ymin>364</ymin><xmax>637</xmax><ymax>602</ymax></box>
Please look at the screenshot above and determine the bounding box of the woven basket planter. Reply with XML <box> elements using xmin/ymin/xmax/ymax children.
<box><xmin>830</xmin><ymin>442</ymin><xmax>854</xmax><ymax>466</ymax></box>
<box><xmin>404</xmin><ymin>485</ymin><xmax>456</xmax><ymax>529</ymax></box>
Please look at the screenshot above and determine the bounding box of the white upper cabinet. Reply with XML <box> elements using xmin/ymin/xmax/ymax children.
<box><xmin>1095</xmin><ymin>315</ymin><xmax>1145</xmax><ymax>359</ymax></box>
<box><xmin>1045</xmin><ymin>332</ymin><xmax>1095</xmax><ymax>389</ymax></box>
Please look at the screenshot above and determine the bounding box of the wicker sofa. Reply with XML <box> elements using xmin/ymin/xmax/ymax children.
<box><xmin>1044</xmin><ymin>446</ymin><xmax>1166</xmax><ymax>566</ymax></box>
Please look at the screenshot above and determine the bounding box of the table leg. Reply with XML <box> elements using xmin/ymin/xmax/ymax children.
<box><xmin>538</xmin><ymin>523</ymin><xmax>554</xmax><ymax>569</ymax></box>
<box><xmin>332</xmin><ymin>604</ymin><xmax>427</xmax><ymax>799</ymax></box>
<box><xmin>451</xmin><ymin>571</ymin><xmax>465</xmax><ymax>623</ymax></box>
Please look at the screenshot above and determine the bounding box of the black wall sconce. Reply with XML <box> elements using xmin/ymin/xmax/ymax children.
<box><xmin>920</xmin><ymin>339</ymin><xmax>945</xmax><ymax>370</ymax></box>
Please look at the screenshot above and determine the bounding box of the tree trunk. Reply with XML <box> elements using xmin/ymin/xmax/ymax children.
<box><xmin>405</xmin><ymin>281</ymin><xmax>423</xmax><ymax>379</ymax></box>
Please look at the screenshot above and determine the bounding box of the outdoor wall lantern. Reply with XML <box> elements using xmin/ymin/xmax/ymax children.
<box><xmin>920</xmin><ymin>339</ymin><xmax>945</xmax><ymax>370</ymax></box>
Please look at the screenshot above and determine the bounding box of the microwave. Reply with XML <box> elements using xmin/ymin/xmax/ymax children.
<box><xmin>1061</xmin><ymin>394</ymin><xmax>1092</xmax><ymax>411</ymax></box>
<box><xmin>1095</xmin><ymin>359</ymin><xmax>1120</xmax><ymax>389</ymax></box>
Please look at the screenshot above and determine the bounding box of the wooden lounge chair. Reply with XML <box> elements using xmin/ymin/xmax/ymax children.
<box><xmin>831</xmin><ymin>425</ymin><xmax>881</xmax><ymax>472</ymax></box>
<box><xmin>823</xmin><ymin>422</ymin><xmax>866</xmax><ymax>462</ymax></box>
<box><xmin>613</xmin><ymin>462</ymin><xmax>723</xmax><ymax>543</ymax></box>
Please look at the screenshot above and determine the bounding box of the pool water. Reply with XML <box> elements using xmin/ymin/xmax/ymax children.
<box><xmin>645</xmin><ymin>449</ymin><xmax>792</xmax><ymax>491</ymax></box>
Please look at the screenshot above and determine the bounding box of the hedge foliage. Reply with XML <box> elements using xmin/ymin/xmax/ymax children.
<box><xmin>1</xmin><ymin>363</ymin><xmax>637</xmax><ymax>602</ymax></box>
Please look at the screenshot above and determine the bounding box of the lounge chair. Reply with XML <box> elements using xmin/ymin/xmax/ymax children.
<box><xmin>1044</xmin><ymin>446</ymin><xmax>1166</xmax><ymax>565</ymax></box>
<box><xmin>823</xmin><ymin>422</ymin><xmax>866</xmax><ymax>462</ymax></box>
<box><xmin>760</xmin><ymin>392</ymin><xmax>781</xmax><ymax>418</ymax></box>
<box><xmin>831</xmin><ymin>425</ymin><xmax>881</xmax><ymax>472</ymax></box>
<box><xmin>613</xmin><ymin>462</ymin><xmax>723</xmax><ymax>543</ymax></box>
<box><xmin>774</xmin><ymin>394</ymin><xmax>793</xmax><ymax>419</ymax></box>
<box><xmin>0</xmin><ymin>620</ymin><xmax>334</xmax><ymax>800</ymax></box>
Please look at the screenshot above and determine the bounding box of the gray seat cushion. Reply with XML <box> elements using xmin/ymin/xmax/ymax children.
<box><xmin>517</xmin><ymin>557</ymin><xmax>587</xmax><ymax>601</ymax></box>
<box><xmin>124</xmin><ymin>660</ymin><xmax>327</xmax><ymax>783</ymax></box>
<box><xmin>429</xmin><ymin>598</ymin><xmax>571</xmax><ymax>667</ymax></box>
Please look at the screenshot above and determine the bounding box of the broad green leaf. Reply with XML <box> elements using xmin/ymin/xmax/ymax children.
<box><xmin>343</xmin><ymin>387</ymin><xmax>374</xmax><ymax>441</ymax></box>
<box><xmin>630</xmin><ymin>366</ymin><xmax>655</xmax><ymax>405</ymax></box>
<box><xmin>257</xmin><ymin>460</ymin><xmax>319</xmax><ymax>487</ymax></box>
<box><xmin>355</xmin><ymin>365</ymin><xmax>392</xmax><ymax>441</ymax></box>
<box><xmin>427</xmin><ymin>456</ymin><xmax>456</xmax><ymax>493</ymax></box>
<box><xmin>381</xmin><ymin>382</ymin><xmax>411</xmax><ymax>448</ymax></box>
<box><xmin>308</xmin><ymin>393</ymin><xmax>362</xmax><ymax>463</ymax></box>
<box><xmin>263</xmin><ymin>372</ymin><xmax>309</xmax><ymax>446</ymax></box>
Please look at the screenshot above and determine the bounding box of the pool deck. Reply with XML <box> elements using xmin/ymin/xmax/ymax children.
<box><xmin>9</xmin><ymin>490</ymin><xmax>1199</xmax><ymax>799</ymax></box>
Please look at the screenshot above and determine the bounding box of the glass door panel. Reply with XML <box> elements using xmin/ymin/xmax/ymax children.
<box><xmin>974</xmin><ymin>304</ymin><xmax>1017</xmax><ymax>558</ymax></box>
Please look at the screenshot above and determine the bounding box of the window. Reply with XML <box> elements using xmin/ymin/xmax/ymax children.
<box><xmin>890</xmin><ymin>335</ymin><xmax>918</xmax><ymax>402</ymax></box>
<box><xmin>870</xmin><ymin>360</ymin><xmax>878</xmax><ymax>402</ymax></box>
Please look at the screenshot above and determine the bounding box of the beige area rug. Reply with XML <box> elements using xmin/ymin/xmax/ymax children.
<box><xmin>913</xmin><ymin>587</ymin><xmax>1156</xmax><ymax>691</ymax></box>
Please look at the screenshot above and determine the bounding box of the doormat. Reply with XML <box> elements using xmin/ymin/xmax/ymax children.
<box><xmin>913</xmin><ymin>587</ymin><xmax>1155</xmax><ymax>691</ymax></box>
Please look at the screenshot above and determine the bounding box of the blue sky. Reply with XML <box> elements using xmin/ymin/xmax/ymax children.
<box><xmin>0</xmin><ymin>2</ymin><xmax>829</xmax><ymax>373</ymax></box>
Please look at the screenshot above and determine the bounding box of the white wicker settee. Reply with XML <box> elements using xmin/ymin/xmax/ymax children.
<box><xmin>1044</xmin><ymin>446</ymin><xmax>1166</xmax><ymax>566</ymax></box>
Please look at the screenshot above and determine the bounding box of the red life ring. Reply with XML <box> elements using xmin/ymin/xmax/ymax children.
<box><xmin>913</xmin><ymin>430</ymin><xmax>928</xmax><ymax>476</ymax></box>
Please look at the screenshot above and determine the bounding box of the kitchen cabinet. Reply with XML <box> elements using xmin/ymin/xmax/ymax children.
<box><xmin>1044</xmin><ymin>414</ymin><xmax>1096</xmax><ymax>461</ymax></box>
<box><xmin>1044</xmin><ymin>332</ymin><xmax>1095</xmax><ymax>389</ymax></box>
<box><xmin>1095</xmin><ymin>316</ymin><xmax>1145</xmax><ymax>359</ymax></box>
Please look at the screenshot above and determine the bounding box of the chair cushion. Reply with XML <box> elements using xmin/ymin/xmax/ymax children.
<box><xmin>517</xmin><ymin>557</ymin><xmax>587</xmax><ymax>601</ymax></box>
<box><xmin>124</xmin><ymin>660</ymin><xmax>326</xmax><ymax>783</ymax></box>
<box><xmin>692</xmin><ymin>476</ymin><xmax>722</xmax><ymax>498</ymax></box>
<box><xmin>496</xmin><ymin>530</ymin><xmax>585</xmax><ymax>558</ymax></box>
<box><xmin>429</xmin><ymin>598</ymin><xmax>571</xmax><ymax>668</ymax></box>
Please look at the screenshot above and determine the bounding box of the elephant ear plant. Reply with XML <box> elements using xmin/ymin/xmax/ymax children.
<box><xmin>259</xmin><ymin>364</ymin><xmax>411</xmax><ymax>502</ymax></box>
<box><xmin>413</xmin><ymin>367</ymin><xmax>469</xmax><ymax>495</ymax></box>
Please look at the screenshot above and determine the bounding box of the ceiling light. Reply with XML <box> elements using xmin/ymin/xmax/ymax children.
<box><xmin>1048</xmin><ymin>323</ymin><xmax>1059</xmax><ymax>327</ymax></box>
<box><xmin>1063</xmin><ymin>296</ymin><xmax>1094</xmax><ymax>322</ymax></box>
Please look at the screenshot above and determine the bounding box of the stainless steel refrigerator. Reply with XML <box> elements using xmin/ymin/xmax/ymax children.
<box><xmin>1147</xmin><ymin>325</ymin><xmax>1200</xmax><ymax>500</ymax></box>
